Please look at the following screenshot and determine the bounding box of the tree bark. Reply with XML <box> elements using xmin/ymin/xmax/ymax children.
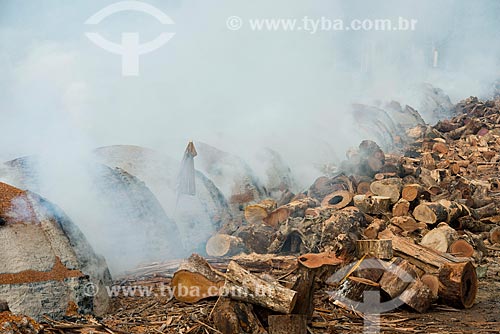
<box><xmin>356</xmin><ymin>239</ymin><xmax>393</xmax><ymax>259</ymax></box>
<box><xmin>398</xmin><ymin>278</ymin><xmax>436</xmax><ymax>313</ymax></box>
<box><xmin>224</xmin><ymin>261</ymin><xmax>297</xmax><ymax>314</ymax></box>
<box><xmin>413</xmin><ymin>202</ymin><xmax>448</xmax><ymax>225</ymax></box>
<box><xmin>438</xmin><ymin>261</ymin><xmax>477</xmax><ymax>309</ymax></box>
<box><xmin>379</xmin><ymin>258</ymin><xmax>417</xmax><ymax>299</ymax></box>
<box><xmin>353</xmin><ymin>195</ymin><xmax>391</xmax><ymax>215</ymax></box>
<box><xmin>212</xmin><ymin>298</ymin><xmax>268</xmax><ymax>334</ymax></box>
<box><xmin>268</xmin><ymin>315</ymin><xmax>307</xmax><ymax>334</ymax></box>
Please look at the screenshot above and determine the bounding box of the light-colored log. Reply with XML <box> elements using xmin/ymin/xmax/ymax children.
<box><xmin>224</xmin><ymin>260</ymin><xmax>297</xmax><ymax>314</ymax></box>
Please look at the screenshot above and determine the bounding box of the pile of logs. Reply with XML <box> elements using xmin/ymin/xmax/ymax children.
<box><xmin>167</xmin><ymin>96</ymin><xmax>500</xmax><ymax>333</ymax></box>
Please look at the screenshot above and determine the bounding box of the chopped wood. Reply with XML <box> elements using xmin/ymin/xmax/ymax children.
<box><xmin>206</xmin><ymin>234</ymin><xmax>248</xmax><ymax>257</ymax></box>
<box><xmin>212</xmin><ymin>298</ymin><xmax>267</xmax><ymax>334</ymax></box>
<box><xmin>438</xmin><ymin>261</ymin><xmax>477</xmax><ymax>309</ymax></box>
<box><xmin>356</xmin><ymin>239</ymin><xmax>393</xmax><ymax>259</ymax></box>
<box><xmin>224</xmin><ymin>261</ymin><xmax>297</xmax><ymax>314</ymax></box>
<box><xmin>363</xmin><ymin>219</ymin><xmax>386</xmax><ymax>239</ymax></box>
<box><xmin>390</xmin><ymin>216</ymin><xmax>426</xmax><ymax>233</ymax></box>
<box><xmin>413</xmin><ymin>202</ymin><xmax>448</xmax><ymax>225</ymax></box>
<box><xmin>290</xmin><ymin>263</ymin><xmax>318</xmax><ymax>317</ymax></box>
<box><xmin>235</xmin><ymin>223</ymin><xmax>276</xmax><ymax>253</ymax></box>
<box><xmin>383</xmin><ymin>233</ymin><xmax>478</xmax><ymax>309</ymax></box>
<box><xmin>245</xmin><ymin>199</ymin><xmax>277</xmax><ymax>224</ymax></box>
<box><xmin>420</xmin><ymin>274</ymin><xmax>439</xmax><ymax>298</ymax></box>
<box><xmin>353</xmin><ymin>195</ymin><xmax>391</xmax><ymax>214</ymax></box>
<box><xmin>419</xmin><ymin>223</ymin><xmax>458</xmax><ymax>253</ymax></box>
<box><xmin>449</xmin><ymin>239</ymin><xmax>475</xmax><ymax>257</ymax></box>
<box><xmin>321</xmin><ymin>190</ymin><xmax>353</xmax><ymax>210</ymax></box>
<box><xmin>263</xmin><ymin>198</ymin><xmax>318</xmax><ymax>228</ymax></box>
<box><xmin>392</xmin><ymin>198</ymin><xmax>410</xmax><ymax>217</ymax></box>
<box><xmin>369</xmin><ymin>178</ymin><xmax>402</xmax><ymax>204</ymax></box>
<box><xmin>171</xmin><ymin>254</ymin><xmax>225</xmax><ymax>303</ymax></box>
<box><xmin>398</xmin><ymin>278</ymin><xmax>436</xmax><ymax>313</ymax></box>
<box><xmin>379</xmin><ymin>258</ymin><xmax>417</xmax><ymax>299</ymax></box>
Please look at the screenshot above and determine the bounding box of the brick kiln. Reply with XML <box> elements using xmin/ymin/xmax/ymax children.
<box><xmin>0</xmin><ymin>182</ymin><xmax>111</xmax><ymax>321</ymax></box>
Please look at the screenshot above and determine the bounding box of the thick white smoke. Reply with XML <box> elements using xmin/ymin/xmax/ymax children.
<box><xmin>0</xmin><ymin>0</ymin><xmax>498</xmax><ymax>272</ymax></box>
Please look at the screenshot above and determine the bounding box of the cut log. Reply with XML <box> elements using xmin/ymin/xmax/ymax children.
<box><xmin>449</xmin><ymin>239</ymin><xmax>474</xmax><ymax>258</ymax></box>
<box><xmin>321</xmin><ymin>190</ymin><xmax>353</xmax><ymax>210</ymax></box>
<box><xmin>290</xmin><ymin>264</ymin><xmax>318</xmax><ymax>317</ymax></box>
<box><xmin>268</xmin><ymin>315</ymin><xmax>307</xmax><ymax>334</ymax></box>
<box><xmin>419</xmin><ymin>223</ymin><xmax>458</xmax><ymax>253</ymax></box>
<box><xmin>245</xmin><ymin>199</ymin><xmax>277</xmax><ymax>224</ymax></box>
<box><xmin>206</xmin><ymin>234</ymin><xmax>248</xmax><ymax>257</ymax></box>
<box><xmin>308</xmin><ymin>176</ymin><xmax>343</xmax><ymax>201</ymax></box>
<box><xmin>379</xmin><ymin>258</ymin><xmax>417</xmax><ymax>299</ymax></box>
<box><xmin>356</xmin><ymin>239</ymin><xmax>393</xmax><ymax>260</ymax></box>
<box><xmin>235</xmin><ymin>223</ymin><xmax>276</xmax><ymax>254</ymax></box>
<box><xmin>263</xmin><ymin>207</ymin><xmax>291</xmax><ymax>228</ymax></box>
<box><xmin>438</xmin><ymin>200</ymin><xmax>469</xmax><ymax>223</ymax></box>
<box><xmin>398</xmin><ymin>278</ymin><xmax>436</xmax><ymax>313</ymax></box>
<box><xmin>363</xmin><ymin>219</ymin><xmax>386</xmax><ymax>239</ymax></box>
<box><xmin>212</xmin><ymin>298</ymin><xmax>267</xmax><ymax>334</ymax></box>
<box><xmin>329</xmin><ymin>276</ymin><xmax>380</xmax><ymax>311</ymax></box>
<box><xmin>224</xmin><ymin>261</ymin><xmax>297</xmax><ymax>314</ymax></box>
<box><xmin>358</xmin><ymin>140</ymin><xmax>385</xmax><ymax>177</ymax></box>
<box><xmin>457</xmin><ymin>215</ymin><xmax>491</xmax><ymax>232</ymax></box>
<box><xmin>438</xmin><ymin>261</ymin><xmax>477</xmax><ymax>309</ymax></box>
<box><xmin>352</xmin><ymin>258</ymin><xmax>386</xmax><ymax>282</ymax></box>
<box><xmin>264</xmin><ymin>198</ymin><xmax>318</xmax><ymax>228</ymax></box>
<box><xmin>390</xmin><ymin>216</ymin><xmax>426</xmax><ymax>233</ymax></box>
<box><xmin>171</xmin><ymin>254</ymin><xmax>225</xmax><ymax>303</ymax></box>
<box><xmin>392</xmin><ymin>199</ymin><xmax>410</xmax><ymax>217</ymax></box>
<box><xmin>490</xmin><ymin>226</ymin><xmax>500</xmax><ymax>245</ymax></box>
<box><xmin>383</xmin><ymin>233</ymin><xmax>478</xmax><ymax>309</ymax></box>
<box><xmin>319</xmin><ymin>207</ymin><xmax>368</xmax><ymax>257</ymax></box>
<box><xmin>369</xmin><ymin>178</ymin><xmax>402</xmax><ymax>204</ymax></box>
<box><xmin>356</xmin><ymin>181</ymin><xmax>371</xmax><ymax>195</ymax></box>
<box><xmin>413</xmin><ymin>202</ymin><xmax>448</xmax><ymax>225</ymax></box>
<box><xmin>420</xmin><ymin>274</ymin><xmax>439</xmax><ymax>298</ymax></box>
<box><xmin>353</xmin><ymin>195</ymin><xmax>391</xmax><ymax>215</ymax></box>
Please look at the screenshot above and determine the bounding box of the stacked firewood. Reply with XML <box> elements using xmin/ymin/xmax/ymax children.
<box><xmin>164</xmin><ymin>96</ymin><xmax>500</xmax><ymax>333</ymax></box>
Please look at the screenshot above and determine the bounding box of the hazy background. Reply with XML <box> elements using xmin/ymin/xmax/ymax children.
<box><xmin>0</xmin><ymin>0</ymin><xmax>499</xmax><ymax>272</ymax></box>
